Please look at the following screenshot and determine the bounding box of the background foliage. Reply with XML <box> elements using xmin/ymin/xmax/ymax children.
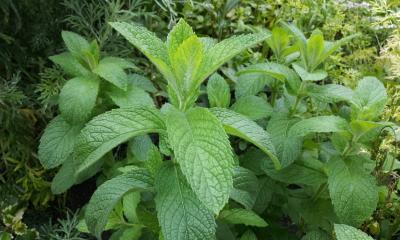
<box><xmin>0</xmin><ymin>0</ymin><xmax>399</xmax><ymax>239</ymax></box>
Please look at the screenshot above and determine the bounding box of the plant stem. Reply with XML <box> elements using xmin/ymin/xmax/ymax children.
<box><xmin>290</xmin><ymin>83</ymin><xmax>305</xmax><ymax>116</ymax></box>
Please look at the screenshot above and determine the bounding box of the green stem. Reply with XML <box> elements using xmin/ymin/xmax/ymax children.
<box><xmin>290</xmin><ymin>82</ymin><xmax>305</xmax><ymax>116</ymax></box>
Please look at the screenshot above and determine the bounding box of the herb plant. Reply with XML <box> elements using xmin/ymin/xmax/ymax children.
<box><xmin>37</xmin><ymin>19</ymin><xmax>398</xmax><ymax>239</ymax></box>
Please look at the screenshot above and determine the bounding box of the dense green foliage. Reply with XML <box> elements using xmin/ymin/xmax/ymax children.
<box><xmin>1</xmin><ymin>0</ymin><xmax>400</xmax><ymax>239</ymax></box>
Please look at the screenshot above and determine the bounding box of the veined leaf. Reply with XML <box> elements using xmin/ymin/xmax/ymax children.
<box><xmin>306</xmin><ymin>83</ymin><xmax>354</xmax><ymax>103</ymax></box>
<box><xmin>288</xmin><ymin>116</ymin><xmax>349</xmax><ymax>137</ymax></box>
<box><xmin>230</xmin><ymin>166</ymin><xmax>259</xmax><ymax>209</ymax></box>
<box><xmin>197</xmin><ymin>32</ymin><xmax>270</xmax><ymax>85</ymax></box>
<box><xmin>49</xmin><ymin>52</ymin><xmax>89</xmax><ymax>77</ymax></box>
<box><xmin>166</xmin><ymin>107</ymin><xmax>234</xmax><ymax>213</ymax></box>
<box><xmin>51</xmin><ymin>158</ymin><xmax>76</xmax><ymax>194</ymax></box>
<box><xmin>236</xmin><ymin>63</ymin><xmax>286</xmax><ymax>82</ymax></box>
<box><xmin>38</xmin><ymin>116</ymin><xmax>82</xmax><ymax>169</ymax></box>
<box><xmin>74</xmin><ymin>106</ymin><xmax>165</xmax><ymax>176</ymax></box>
<box><xmin>351</xmin><ymin>76</ymin><xmax>387</xmax><ymax>120</ymax></box>
<box><xmin>236</xmin><ymin>62</ymin><xmax>301</xmax><ymax>95</ymax></box>
<box><xmin>93</xmin><ymin>62</ymin><xmax>128</xmax><ymax>90</ymax></box>
<box><xmin>167</xmin><ymin>18</ymin><xmax>195</xmax><ymax>58</ymax></box>
<box><xmin>207</xmin><ymin>73</ymin><xmax>231</xmax><ymax>108</ymax></box>
<box><xmin>59</xmin><ymin>76</ymin><xmax>100</xmax><ymax>124</ymax></box>
<box><xmin>231</xmin><ymin>95</ymin><xmax>273</xmax><ymax>120</ymax></box>
<box><xmin>170</xmin><ymin>35</ymin><xmax>203</xmax><ymax>95</ymax></box>
<box><xmin>266</xmin><ymin>27</ymin><xmax>291</xmax><ymax>60</ymax></box>
<box><xmin>128</xmin><ymin>74</ymin><xmax>157</xmax><ymax>93</ymax></box>
<box><xmin>210</xmin><ymin>108</ymin><xmax>280</xmax><ymax>169</ymax></box>
<box><xmin>292</xmin><ymin>63</ymin><xmax>327</xmax><ymax>81</ymax></box>
<box><xmin>109</xmin><ymin>22</ymin><xmax>175</xmax><ymax>83</ymax></box>
<box><xmin>306</xmin><ymin>30</ymin><xmax>325</xmax><ymax>71</ymax></box>
<box><xmin>334</xmin><ymin>224</ymin><xmax>374</xmax><ymax>240</ymax></box>
<box><xmin>235</xmin><ymin>73</ymin><xmax>272</xmax><ymax>99</ymax></box>
<box><xmin>328</xmin><ymin>159</ymin><xmax>378</xmax><ymax>226</ymax></box>
<box><xmin>106</xmin><ymin>76</ymin><xmax>154</xmax><ymax>108</ymax></box>
<box><xmin>155</xmin><ymin>163</ymin><xmax>216</xmax><ymax>240</ymax></box>
<box><xmin>61</xmin><ymin>31</ymin><xmax>90</xmax><ymax>57</ymax></box>
<box><xmin>100</xmin><ymin>57</ymin><xmax>138</xmax><ymax>70</ymax></box>
<box><xmin>218</xmin><ymin>208</ymin><xmax>267</xmax><ymax>227</ymax></box>
<box><xmin>266</xmin><ymin>113</ymin><xmax>302</xmax><ymax>168</ymax></box>
<box><xmin>85</xmin><ymin>169</ymin><xmax>153</xmax><ymax>238</ymax></box>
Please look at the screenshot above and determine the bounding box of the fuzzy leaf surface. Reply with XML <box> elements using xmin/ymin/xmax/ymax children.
<box><xmin>328</xmin><ymin>159</ymin><xmax>378</xmax><ymax>226</ymax></box>
<box><xmin>334</xmin><ymin>224</ymin><xmax>373</xmax><ymax>240</ymax></box>
<box><xmin>59</xmin><ymin>76</ymin><xmax>99</xmax><ymax>124</ymax></box>
<box><xmin>74</xmin><ymin>107</ymin><xmax>165</xmax><ymax>175</ymax></box>
<box><xmin>219</xmin><ymin>208</ymin><xmax>267</xmax><ymax>227</ymax></box>
<box><xmin>38</xmin><ymin>116</ymin><xmax>82</xmax><ymax>169</ymax></box>
<box><xmin>166</xmin><ymin>107</ymin><xmax>234</xmax><ymax>213</ymax></box>
<box><xmin>210</xmin><ymin>108</ymin><xmax>280</xmax><ymax>169</ymax></box>
<box><xmin>155</xmin><ymin>163</ymin><xmax>216</xmax><ymax>240</ymax></box>
<box><xmin>85</xmin><ymin>169</ymin><xmax>153</xmax><ymax>238</ymax></box>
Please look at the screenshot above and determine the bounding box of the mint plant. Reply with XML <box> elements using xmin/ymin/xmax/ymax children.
<box><xmin>38</xmin><ymin>31</ymin><xmax>155</xmax><ymax>193</ymax></box>
<box><xmin>37</xmin><ymin>20</ymin><xmax>398</xmax><ymax>239</ymax></box>
<box><xmin>233</xmin><ymin>25</ymin><xmax>397</xmax><ymax>239</ymax></box>
<box><xmin>39</xmin><ymin>19</ymin><xmax>278</xmax><ymax>239</ymax></box>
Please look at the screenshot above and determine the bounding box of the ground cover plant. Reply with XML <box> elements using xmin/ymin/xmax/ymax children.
<box><xmin>1</xmin><ymin>1</ymin><xmax>400</xmax><ymax>240</ymax></box>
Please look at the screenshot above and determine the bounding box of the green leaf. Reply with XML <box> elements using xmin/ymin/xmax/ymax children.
<box><xmin>281</xmin><ymin>22</ymin><xmax>307</xmax><ymax>45</ymax></box>
<box><xmin>61</xmin><ymin>31</ymin><xmax>90</xmax><ymax>57</ymax></box>
<box><xmin>230</xmin><ymin>166</ymin><xmax>259</xmax><ymax>209</ymax></box>
<box><xmin>74</xmin><ymin>107</ymin><xmax>165</xmax><ymax>176</ymax></box>
<box><xmin>109</xmin><ymin>22</ymin><xmax>174</xmax><ymax>84</ymax></box>
<box><xmin>266</xmin><ymin>113</ymin><xmax>302</xmax><ymax>168</ymax></box>
<box><xmin>155</xmin><ymin>163</ymin><xmax>216</xmax><ymax>240</ymax></box>
<box><xmin>334</xmin><ymin>224</ymin><xmax>374</xmax><ymax>240</ymax></box>
<box><xmin>318</xmin><ymin>33</ymin><xmax>360</xmax><ymax>65</ymax></box>
<box><xmin>51</xmin><ymin>159</ymin><xmax>75</xmax><ymax>194</ymax></box>
<box><xmin>128</xmin><ymin>135</ymin><xmax>162</xmax><ymax>176</ymax></box>
<box><xmin>38</xmin><ymin>116</ymin><xmax>82</xmax><ymax>169</ymax></box>
<box><xmin>236</xmin><ymin>62</ymin><xmax>301</xmax><ymax>95</ymax></box>
<box><xmin>107</xmin><ymin>76</ymin><xmax>154</xmax><ymax>108</ymax></box>
<box><xmin>351</xmin><ymin>76</ymin><xmax>387</xmax><ymax>120</ymax></box>
<box><xmin>231</xmin><ymin>95</ymin><xmax>272</xmax><ymax>120</ymax></box>
<box><xmin>100</xmin><ymin>57</ymin><xmax>138</xmax><ymax>70</ymax></box>
<box><xmin>292</xmin><ymin>63</ymin><xmax>327</xmax><ymax>81</ymax></box>
<box><xmin>252</xmin><ymin>177</ymin><xmax>273</xmax><ymax>214</ymax></box>
<box><xmin>210</xmin><ymin>108</ymin><xmax>280</xmax><ymax>169</ymax></box>
<box><xmin>306</xmin><ymin>30</ymin><xmax>325</xmax><ymax>71</ymax></box>
<box><xmin>237</xmin><ymin>63</ymin><xmax>286</xmax><ymax>82</ymax></box>
<box><xmin>165</xmin><ymin>107</ymin><xmax>234</xmax><ymax>213</ymax></box>
<box><xmin>218</xmin><ymin>208</ymin><xmax>267</xmax><ymax>227</ymax></box>
<box><xmin>306</xmin><ymin>83</ymin><xmax>354</xmax><ymax>103</ymax></box>
<box><xmin>207</xmin><ymin>73</ymin><xmax>231</xmax><ymax>108</ymax></box>
<box><xmin>328</xmin><ymin>159</ymin><xmax>378</xmax><ymax>226</ymax></box>
<box><xmin>49</xmin><ymin>52</ymin><xmax>89</xmax><ymax>77</ymax></box>
<box><xmin>93</xmin><ymin>62</ymin><xmax>128</xmax><ymax>90</ymax></box>
<box><xmin>240</xmin><ymin>230</ymin><xmax>257</xmax><ymax>240</ymax></box>
<box><xmin>170</xmin><ymin>35</ymin><xmax>203</xmax><ymax>99</ymax></box>
<box><xmin>59</xmin><ymin>76</ymin><xmax>100</xmax><ymax>124</ymax></box>
<box><xmin>85</xmin><ymin>169</ymin><xmax>153</xmax><ymax>238</ymax></box>
<box><xmin>197</xmin><ymin>32</ymin><xmax>270</xmax><ymax>83</ymax></box>
<box><xmin>235</xmin><ymin>73</ymin><xmax>272</xmax><ymax>99</ymax></box>
<box><xmin>266</xmin><ymin>27</ymin><xmax>290</xmax><ymax>60</ymax></box>
<box><xmin>288</xmin><ymin>116</ymin><xmax>349</xmax><ymax>137</ymax></box>
<box><xmin>167</xmin><ymin>18</ymin><xmax>195</xmax><ymax>58</ymax></box>
<box><xmin>128</xmin><ymin>74</ymin><xmax>157</xmax><ymax>93</ymax></box>
<box><xmin>301</xmin><ymin>230</ymin><xmax>330</xmax><ymax>240</ymax></box>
